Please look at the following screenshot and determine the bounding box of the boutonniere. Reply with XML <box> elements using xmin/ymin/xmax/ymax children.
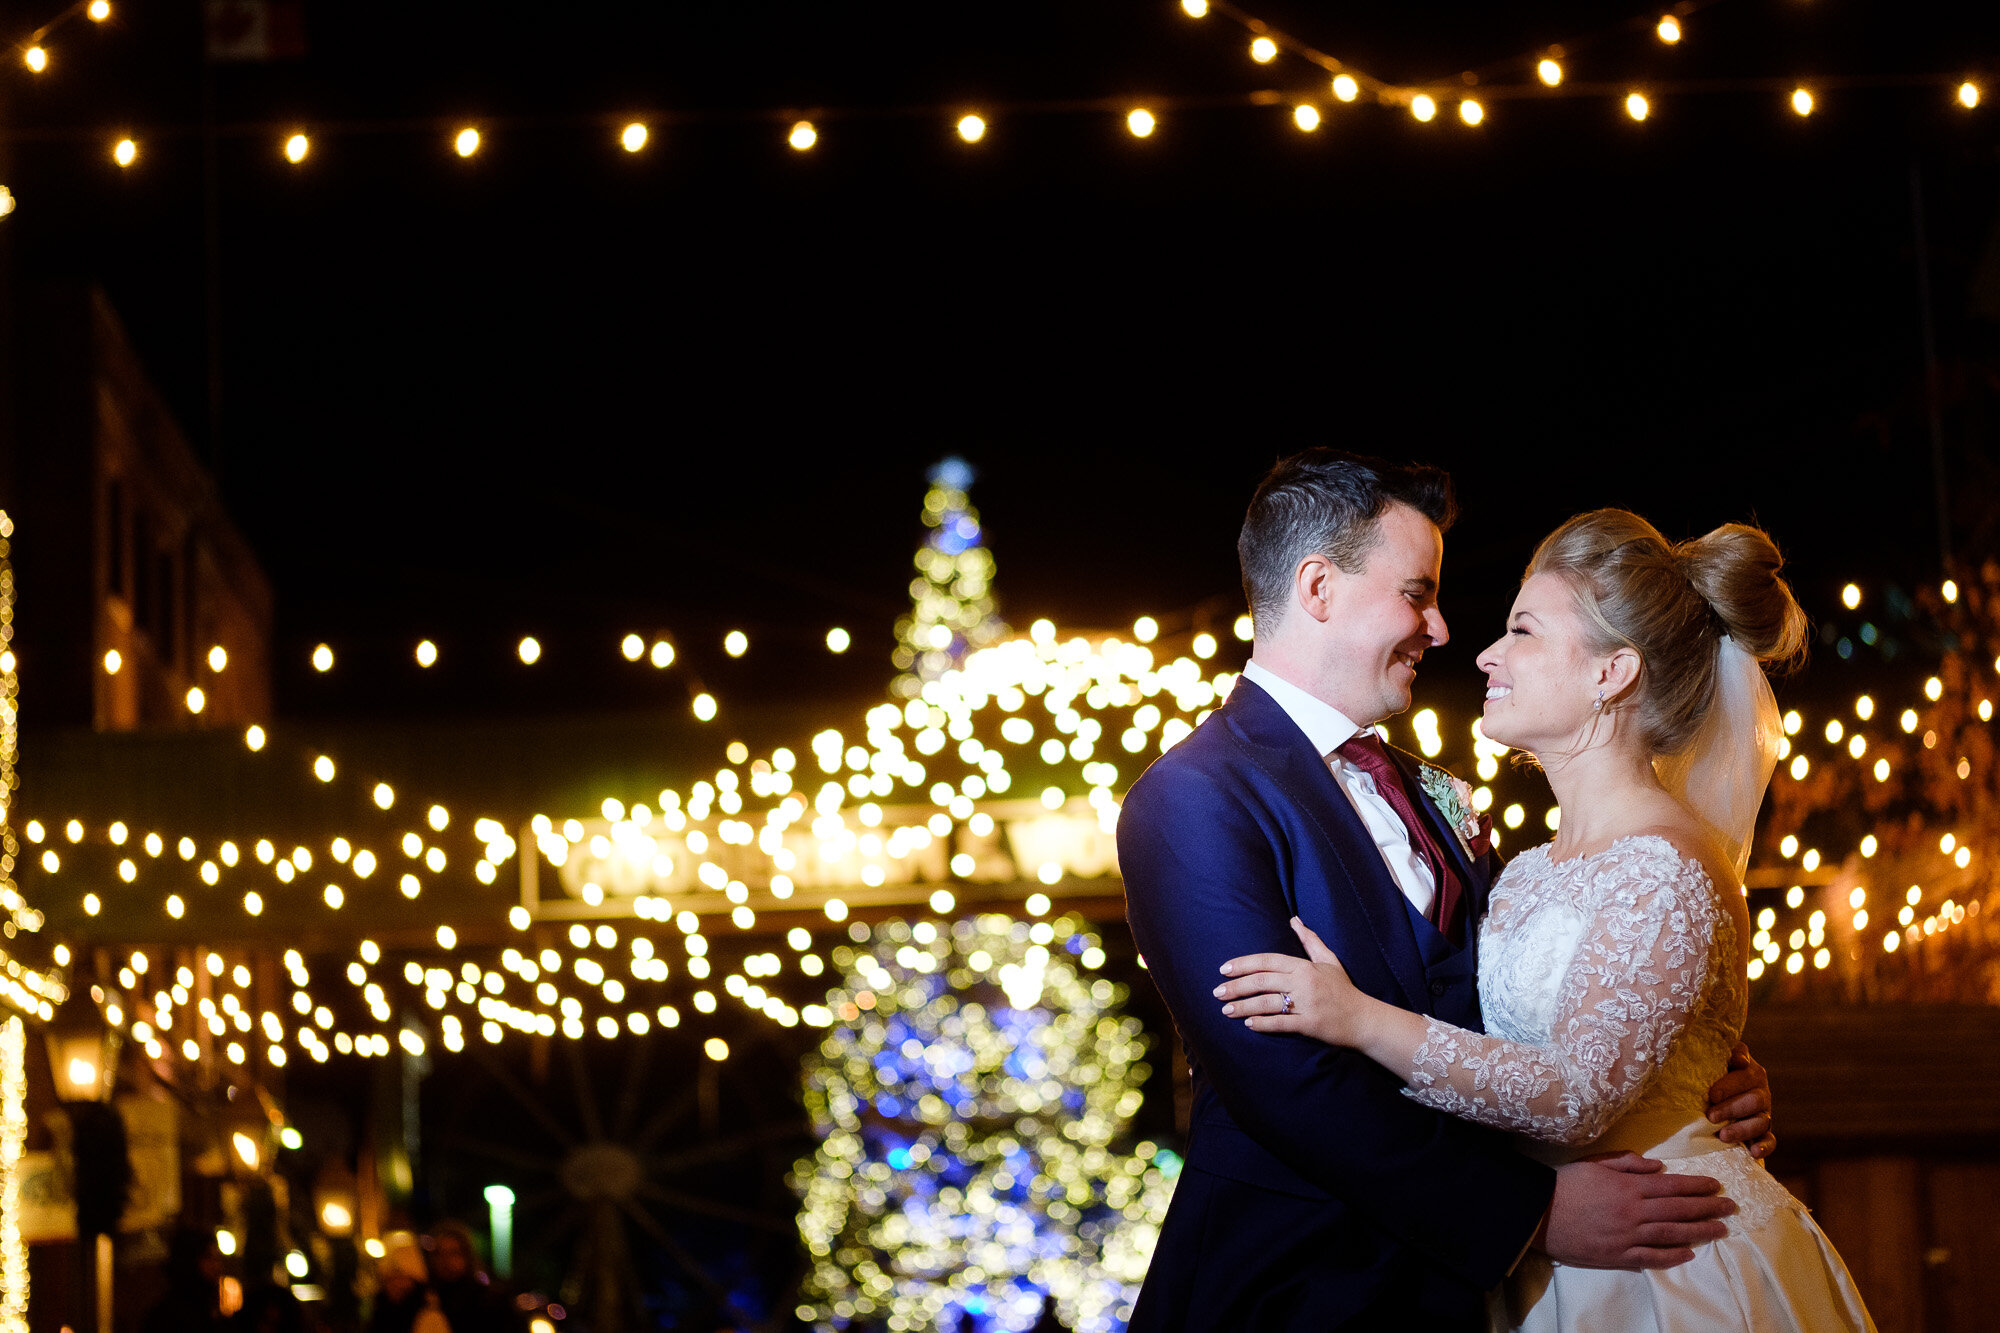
<box><xmin>1417</xmin><ymin>763</ymin><xmax>1492</xmax><ymax>859</ymax></box>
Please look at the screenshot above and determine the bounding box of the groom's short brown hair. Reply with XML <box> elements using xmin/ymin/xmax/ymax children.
<box><xmin>1238</xmin><ymin>449</ymin><xmax>1458</xmax><ymax>629</ymax></box>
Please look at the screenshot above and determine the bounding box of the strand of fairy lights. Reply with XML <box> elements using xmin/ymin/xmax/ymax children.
<box><xmin>1179</xmin><ymin>0</ymin><xmax>1986</xmax><ymax>128</ymax></box>
<box><xmin>0</xmin><ymin>510</ymin><xmax>31</xmax><ymax>1324</ymax></box>
<box><xmin>33</xmin><ymin>615</ymin><xmax>1252</xmax><ymax>1066</ymax></box>
<box><xmin>3</xmin><ymin>0</ymin><xmax>1986</xmax><ymax>179</ymax></box>
<box><xmin>0</xmin><ymin>1017</ymin><xmax>23</xmax><ymax>1332</ymax></box>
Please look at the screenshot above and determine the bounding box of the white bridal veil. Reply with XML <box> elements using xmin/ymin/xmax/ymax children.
<box><xmin>1654</xmin><ymin>635</ymin><xmax>1785</xmax><ymax>884</ymax></box>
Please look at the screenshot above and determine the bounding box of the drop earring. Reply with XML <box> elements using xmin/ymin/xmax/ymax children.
<box><xmin>1592</xmin><ymin>691</ymin><xmax>1605</xmax><ymax>712</ymax></box>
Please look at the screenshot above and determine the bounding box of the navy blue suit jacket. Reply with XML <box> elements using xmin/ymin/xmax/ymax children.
<box><xmin>1120</xmin><ymin>678</ymin><xmax>1555</xmax><ymax>1331</ymax></box>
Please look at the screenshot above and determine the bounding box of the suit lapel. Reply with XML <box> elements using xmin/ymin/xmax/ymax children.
<box><xmin>1221</xmin><ymin>681</ymin><xmax>1430</xmax><ymax>1013</ymax></box>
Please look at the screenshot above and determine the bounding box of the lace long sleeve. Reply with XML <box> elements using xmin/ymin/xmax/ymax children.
<box><xmin>1402</xmin><ymin>844</ymin><xmax>1723</xmax><ymax>1145</ymax></box>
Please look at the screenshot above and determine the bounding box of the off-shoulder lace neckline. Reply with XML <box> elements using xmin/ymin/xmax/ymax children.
<box><xmin>1532</xmin><ymin>832</ymin><xmax>1707</xmax><ymax>876</ymax></box>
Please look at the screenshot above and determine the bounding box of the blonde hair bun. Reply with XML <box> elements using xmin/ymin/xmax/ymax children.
<box><xmin>1675</xmin><ymin>523</ymin><xmax>1808</xmax><ymax>669</ymax></box>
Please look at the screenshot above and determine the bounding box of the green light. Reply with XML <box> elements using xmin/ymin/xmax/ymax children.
<box><xmin>279</xmin><ymin>1126</ymin><xmax>303</xmax><ymax>1150</ymax></box>
<box><xmin>482</xmin><ymin>1184</ymin><xmax>515</xmax><ymax>1207</ymax></box>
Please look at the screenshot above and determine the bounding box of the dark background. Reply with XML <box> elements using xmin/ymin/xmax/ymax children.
<box><xmin>4</xmin><ymin>0</ymin><xmax>1998</xmax><ymax>719</ymax></box>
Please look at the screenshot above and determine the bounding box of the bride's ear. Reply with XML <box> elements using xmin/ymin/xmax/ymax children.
<box><xmin>1597</xmin><ymin>647</ymin><xmax>1642</xmax><ymax>705</ymax></box>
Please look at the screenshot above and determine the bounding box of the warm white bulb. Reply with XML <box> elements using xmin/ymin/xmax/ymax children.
<box><xmin>789</xmin><ymin>120</ymin><xmax>817</xmax><ymax>151</ymax></box>
<box><xmin>621</xmin><ymin>122</ymin><xmax>648</xmax><ymax>153</ymax></box>
<box><xmin>454</xmin><ymin>127</ymin><xmax>481</xmax><ymax>157</ymax></box>
<box><xmin>1127</xmin><ymin>108</ymin><xmax>1156</xmax><ymax>138</ymax></box>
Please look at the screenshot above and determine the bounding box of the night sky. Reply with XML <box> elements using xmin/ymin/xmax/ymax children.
<box><xmin>7</xmin><ymin>0</ymin><xmax>1998</xmax><ymax>720</ymax></box>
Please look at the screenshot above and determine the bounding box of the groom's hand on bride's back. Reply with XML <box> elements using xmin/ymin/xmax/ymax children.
<box><xmin>1539</xmin><ymin>1154</ymin><xmax>1734</xmax><ymax>1269</ymax></box>
<box><xmin>1705</xmin><ymin>1040</ymin><xmax>1776</xmax><ymax>1159</ymax></box>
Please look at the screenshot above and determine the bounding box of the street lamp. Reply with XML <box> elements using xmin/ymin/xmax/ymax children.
<box><xmin>44</xmin><ymin>979</ymin><xmax>130</xmax><ymax>1333</ymax></box>
<box><xmin>45</xmin><ymin>983</ymin><xmax>119</xmax><ymax>1103</ymax></box>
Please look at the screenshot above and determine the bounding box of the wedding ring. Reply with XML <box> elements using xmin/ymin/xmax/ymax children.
<box><xmin>1281</xmin><ymin>994</ymin><xmax>1295</xmax><ymax>1014</ymax></box>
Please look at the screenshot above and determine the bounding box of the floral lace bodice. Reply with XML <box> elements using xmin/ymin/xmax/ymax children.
<box><xmin>1405</xmin><ymin>834</ymin><xmax>1745</xmax><ymax>1148</ymax></box>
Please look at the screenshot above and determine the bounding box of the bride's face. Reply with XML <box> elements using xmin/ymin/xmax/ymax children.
<box><xmin>1475</xmin><ymin>573</ymin><xmax>1602</xmax><ymax>753</ymax></box>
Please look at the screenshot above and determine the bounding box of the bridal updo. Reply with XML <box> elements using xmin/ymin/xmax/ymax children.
<box><xmin>1526</xmin><ymin>509</ymin><xmax>1808</xmax><ymax>756</ymax></box>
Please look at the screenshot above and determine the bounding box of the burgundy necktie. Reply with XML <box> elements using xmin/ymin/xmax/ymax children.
<box><xmin>1334</xmin><ymin>731</ymin><xmax>1465</xmax><ymax>943</ymax></box>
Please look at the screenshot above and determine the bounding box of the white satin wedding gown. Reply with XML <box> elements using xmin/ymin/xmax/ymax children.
<box><xmin>1405</xmin><ymin>834</ymin><xmax>1875</xmax><ymax>1332</ymax></box>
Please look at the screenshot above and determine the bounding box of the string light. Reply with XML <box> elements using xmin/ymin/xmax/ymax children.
<box><xmin>1292</xmin><ymin>104</ymin><xmax>1320</xmax><ymax>132</ymax></box>
<box><xmin>1625</xmin><ymin>92</ymin><xmax>1650</xmax><ymax>121</ymax></box>
<box><xmin>1249</xmin><ymin>36</ymin><xmax>1277</xmax><ymax>64</ymax></box>
<box><xmin>1410</xmin><ymin>94</ymin><xmax>1437</xmax><ymax>122</ymax></box>
<box><xmin>22</xmin><ymin>47</ymin><xmax>45</xmax><ymax>73</ymax></box>
<box><xmin>1459</xmin><ymin>99</ymin><xmax>1484</xmax><ymax>126</ymax></box>
<box><xmin>454</xmin><ymin>127</ymin><xmax>481</xmax><ymax>157</ymax></box>
<box><xmin>0</xmin><ymin>1018</ymin><xmax>23</xmax><ymax>1332</ymax></box>
<box><xmin>1960</xmin><ymin>82</ymin><xmax>1981</xmax><ymax>109</ymax></box>
<box><xmin>1331</xmin><ymin>74</ymin><xmax>1359</xmax><ymax>102</ymax></box>
<box><xmin>1537</xmin><ymin>58</ymin><xmax>1563</xmax><ymax>87</ymax></box>
<box><xmin>1126</xmin><ymin>108</ymin><xmax>1156</xmax><ymax>138</ymax></box>
<box><xmin>283</xmin><ymin>133</ymin><xmax>309</xmax><ymax>164</ymax></box>
<box><xmin>112</xmin><ymin>138</ymin><xmax>137</xmax><ymax>167</ymax></box>
<box><xmin>956</xmin><ymin>114</ymin><xmax>987</xmax><ymax>143</ymax></box>
<box><xmin>1657</xmin><ymin>15</ymin><xmax>1682</xmax><ymax>44</ymax></box>
<box><xmin>788</xmin><ymin>120</ymin><xmax>817</xmax><ymax>151</ymax></box>
<box><xmin>1791</xmin><ymin>87</ymin><xmax>1814</xmax><ymax>116</ymax></box>
<box><xmin>1179</xmin><ymin>0</ymin><xmax>1208</xmax><ymax>16</ymax></box>
<box><xmin>620</xmin><ymin>122</ymin><xmax>647</xmax><ymax>152</ymax></box>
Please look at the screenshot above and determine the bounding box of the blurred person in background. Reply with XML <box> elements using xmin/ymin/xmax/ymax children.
<box><xmin>427</xmin><ymin>1220</ymin><xmax>527</xmax><ymax>1333</ymax></box>
<box><xmin>367</xmin><ymin>1233</ymin><xmax>448</xmax><ymax>1333</ymax></box>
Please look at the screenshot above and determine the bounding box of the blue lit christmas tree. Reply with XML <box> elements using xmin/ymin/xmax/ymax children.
<box><xmin>893</xmin><ymin>459</ymin><xmax>1004</xmax><ymax>698</ymax></box>
<box><xmin>792</xmin><ymin>914</ymin><xmax>1178</xmax><ymax>1332</ymax></box>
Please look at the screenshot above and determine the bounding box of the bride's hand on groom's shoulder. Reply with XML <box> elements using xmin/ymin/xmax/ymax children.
<box><xmin>1212</xmin><ymin>918</ymin><xmax>1366</xmax><ymax>1048</ymax></box>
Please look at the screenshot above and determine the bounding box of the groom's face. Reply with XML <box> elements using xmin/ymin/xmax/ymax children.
<box><xmin>1316</xmin><ymin>502</ymin><xmax>1448</xmax><ymax>725</ymax></box>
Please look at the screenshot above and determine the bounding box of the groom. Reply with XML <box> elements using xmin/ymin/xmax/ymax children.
<box><xmin>1120</xmin><ymin>450</ymin><xmax>1771</xmax><ymax>1330</ymax></box>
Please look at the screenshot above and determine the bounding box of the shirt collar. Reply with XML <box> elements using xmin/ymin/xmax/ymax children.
<box><xmin>1241</xmin><ymin>659</ymin><xmax>1365</xmax><ymax>759</ymax></box>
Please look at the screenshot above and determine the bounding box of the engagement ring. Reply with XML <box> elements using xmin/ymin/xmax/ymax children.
<box><xmin>1281</xmin><ymin>994</ymin><xmax>1294</xmax><ymax>1014</ymax></box>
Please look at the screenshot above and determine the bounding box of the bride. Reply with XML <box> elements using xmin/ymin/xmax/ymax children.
<box><xmin>1213</xmin><ymin>509</ymin><xmax>1875</xmax><ymax>1332</ymax></box>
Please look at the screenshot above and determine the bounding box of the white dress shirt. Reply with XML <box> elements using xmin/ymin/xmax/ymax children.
<box><xmin>1241</xmin><ymin>660</ymin><xmax>1437</xmax><ymax>916</ymax></box>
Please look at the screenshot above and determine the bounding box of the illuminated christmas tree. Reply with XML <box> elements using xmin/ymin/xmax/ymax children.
<box><xmin>893</xmin><ymin>459</ymin><xmax>1004</xmax><ymax>698</ymax></box>
<box><xmin>791</xmin><ymin>914</ymin><xmax>1177</xmax><ymax>1333</ymax></box>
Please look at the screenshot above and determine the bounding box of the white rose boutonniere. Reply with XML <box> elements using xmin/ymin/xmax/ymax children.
<box><xmin>1417</xmin><ymin>762</ymin><xmax>1493</xmax><ymax>858</ymax></box>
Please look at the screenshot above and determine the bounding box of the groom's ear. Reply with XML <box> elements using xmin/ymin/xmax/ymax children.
<box><xmin>1598</xmin><ymin>647</ymin><xmax>1643</xmax><ymax>702</ymax></box>
<box><xmin>1294</xmin><ymin>554</ymin><xmax>1338</xmax><ymax>624</ymax></box>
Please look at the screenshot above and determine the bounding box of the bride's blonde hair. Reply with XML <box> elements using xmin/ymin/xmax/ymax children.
<box><xmin>1526</xmin><ymin>509</ymin><xmax>1808</xmax><ymax>757</ymax></box>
